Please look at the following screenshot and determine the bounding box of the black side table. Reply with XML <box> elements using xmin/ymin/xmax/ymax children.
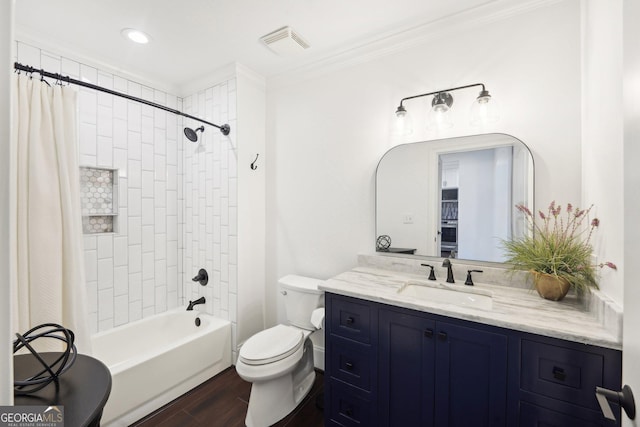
<box><xmin>14</xmin><ymin>352</ymin><xmax>112</xmax><ymax>427</ymax></box>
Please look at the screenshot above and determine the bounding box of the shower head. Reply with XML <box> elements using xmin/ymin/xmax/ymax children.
<box><xmin>184</xmin><ymin>126</ymin><xmax>204</xmax><ymax>142</ymax></box>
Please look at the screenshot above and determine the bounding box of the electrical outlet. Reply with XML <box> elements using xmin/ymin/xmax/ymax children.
<box><xmin>403</xmin><ymin>214</ymin><xmax>414</xmax><ymax>224</ymax></box>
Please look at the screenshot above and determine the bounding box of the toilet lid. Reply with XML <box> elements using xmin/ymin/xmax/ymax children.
<box><xmin>239</xmin><ymin>325</ymin><xmax>304</xmax><ymax>366</ymax></box>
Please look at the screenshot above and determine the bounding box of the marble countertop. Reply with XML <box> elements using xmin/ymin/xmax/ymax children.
<box><xmin>320</xmin><ymin>266</ymin><xmax>622</xmax><ymax>350</ymax></box>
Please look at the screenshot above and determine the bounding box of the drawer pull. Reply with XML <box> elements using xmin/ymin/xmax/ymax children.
<box><xmin>345</xmin><ymin>361</ymin><xmax>354</xmax><ymax>370</ymax></box>
<box><xmin>552</xmin><ymin>366</ymin><xmax>566</xmax><ymax>381</ymax></box>
<box><xmin>346</xmin><ymin>316</ymin><xmax>355</xmax><ymax>325</ymax></box>
<box><xmin>424</xmin><ymin>329</ymin><xmax>434</xmax><ymax>338</ymax></box>
<box><xmin>438</xmin><ymin>331</ymin><xmax>448</xmax><ymax>341</ymax></box>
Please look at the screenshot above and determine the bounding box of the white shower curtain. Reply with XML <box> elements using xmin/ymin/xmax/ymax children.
<box><xmin>10</xmin><ymin>73</ymin><xmax>92</xmax><ymax>354</ymax></box>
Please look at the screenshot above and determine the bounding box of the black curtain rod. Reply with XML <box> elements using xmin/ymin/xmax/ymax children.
<box><xmin>13</xmin><ymin>62</ymin><xmax>231</xmax><ymax>136</ymax></box>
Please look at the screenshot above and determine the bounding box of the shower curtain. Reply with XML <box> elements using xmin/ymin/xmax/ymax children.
<box><xmin>10</xmin><ymin>73</ymin><xmax>92</xmax><ymax>354</ymax></box>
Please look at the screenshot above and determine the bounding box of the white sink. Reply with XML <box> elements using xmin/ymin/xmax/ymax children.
<box><xmin>397</xmin><ymin>280</ymin><xmax>493</xmax><ymax>311</ymax></box>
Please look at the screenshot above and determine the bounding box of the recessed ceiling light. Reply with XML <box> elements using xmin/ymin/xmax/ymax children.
<box><xmin>121</xmin><ymin>28</ymin><xmax>151</xmax><ymax>44</ymax></box>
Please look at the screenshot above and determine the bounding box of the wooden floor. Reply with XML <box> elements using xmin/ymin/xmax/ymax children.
<box><xmin>130</xmin><ymin>367</ymin><xmax>325</xmax><ymax>427</ymax></box>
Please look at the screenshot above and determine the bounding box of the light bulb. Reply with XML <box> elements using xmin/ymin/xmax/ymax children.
<box><xmin>470</xmin><ymin>90</ymin><xmax>500</xmax><ymax>126</ymax></box>
<box><xmin>394</xmin><ymin>106</ymin><xmax>413</xmax><ymax>136</ymax></box>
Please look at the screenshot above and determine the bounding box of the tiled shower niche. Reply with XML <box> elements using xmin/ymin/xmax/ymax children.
<box><xmin>80</xmin><ymin>166</ymin><xmax>118</xmax><ymax>234</ymax></box>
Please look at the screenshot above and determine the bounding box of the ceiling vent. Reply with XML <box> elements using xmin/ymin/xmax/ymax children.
<box><xmin>260</xmin><ymin>26</ymin><xmax>310</xmax><ymax>55</ymax></box>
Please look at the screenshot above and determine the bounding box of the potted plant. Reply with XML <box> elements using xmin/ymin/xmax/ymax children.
<box><xmin>502</xmin><ymin>201</ymin><xmax>616</xmax><ymax>301</ymax></box>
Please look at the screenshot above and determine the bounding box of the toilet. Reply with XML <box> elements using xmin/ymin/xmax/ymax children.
<box><xmin>236</xmin><ymin>275</ymin><xmax>324</xmax><ymax>427</ymax></box>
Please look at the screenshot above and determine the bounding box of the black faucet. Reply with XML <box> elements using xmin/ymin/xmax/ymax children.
<box><xmin>442</xmin><ymin>259</ymin><xmax>455</xmax><ymax>283</ymax></box>
<box><xmin>420</xmin><ymin>264</ymin><xmax>437</xmax><ymax>280</ymax></box>
<box><xmin>187</xmin><ymin>296</ymin><xmax>206</xmax><ymax>311</ymax></box>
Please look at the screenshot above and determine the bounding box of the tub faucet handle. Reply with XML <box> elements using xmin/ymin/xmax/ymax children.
<box><xmin>192</xmin><ymin>269</ymin><xmax>208</xmax><ymax>286</ymax></box>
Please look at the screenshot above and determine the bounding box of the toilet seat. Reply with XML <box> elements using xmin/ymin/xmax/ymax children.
<box><xmin>239</xmin><ymin>325</ymin><xmax>303</xmax><ymax>366</ymax></box>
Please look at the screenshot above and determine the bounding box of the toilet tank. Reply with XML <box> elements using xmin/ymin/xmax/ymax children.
<box><xmin>279</xmin><ymin>275</ymin><xmax>324</xmax><ymax>330</ymax></box>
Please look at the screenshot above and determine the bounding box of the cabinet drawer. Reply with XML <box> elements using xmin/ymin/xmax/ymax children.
<box><xmin>329</xmin><ymin>336</ymin><xmax>373</xmax><ymax>391</ymax></box>
<box><xmin>330</xmin><ymin>296</ymin><xmax>373</xmax><ymax>343</ymax></box>
<box><xmin>518</xmin><ymin>401</ymin><xmax>605</xmax><ymax>427</ymax></box>
<box><xmin>327</xmin><ymin>379</ymin><xmax>375</xmax><ymax>427</ymax></box>
<box><xmin>520</xmin><ymin>339</ymin><xmax>604</xmax><ymax>410</ymax></box>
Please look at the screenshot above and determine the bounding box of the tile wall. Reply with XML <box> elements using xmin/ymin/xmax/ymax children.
<box><xmin>181</xmin><ymin>83</ymin><xmax>238</xmax><ymax>355</ymax></box>
<box><xmin>15</xmin><ymin>42</ymin><xmax>238</xmax><ymax>338</ymax></box>
<box><xmin>16</xmin><ymin>42</ymin><xmax>183</xmax><ymax>333</ymax></box>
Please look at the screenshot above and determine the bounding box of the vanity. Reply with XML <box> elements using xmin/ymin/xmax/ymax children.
<box><xmin>321</xmin><ymin>256</ymin><xmax>622</xmax><ymax>427</ymax></box>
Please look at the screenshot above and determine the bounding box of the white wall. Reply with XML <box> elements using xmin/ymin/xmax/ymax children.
<box><xmin>0</xmin><ymin>0</ymin><xmax>14</xmax><ymax>406</ymax></box>
<box><xmin>581</xmin><ymin>0</ymin><xmax>624</xmax><ymax>305</ymax></box>
<box><xmin>265</xmin><ymin>0</ymin><xmax>583</xmax><ymax>324</ymax></box>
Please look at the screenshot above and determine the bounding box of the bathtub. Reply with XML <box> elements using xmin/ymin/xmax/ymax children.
<box><xmin>92</xmin><ymin>308</ymin><xmax>231</xmax><ymax>426</ymax></box>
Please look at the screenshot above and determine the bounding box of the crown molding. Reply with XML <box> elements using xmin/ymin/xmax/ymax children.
<box><xmin>267</xmin><ymin>0</ymin><xmax>563</xmax><ymax>89</ymax></box>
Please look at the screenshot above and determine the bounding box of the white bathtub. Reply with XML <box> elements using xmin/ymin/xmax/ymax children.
<box><xmin>92</xmin><ymin>308</ymin><xmax>231</xmax><ymax>426</ymax></box>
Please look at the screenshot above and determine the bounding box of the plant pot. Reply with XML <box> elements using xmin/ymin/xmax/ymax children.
<box><xmin>531</xmin><ymin>271</ymin><xmax>571</xmax><ymax>301</ymax></box>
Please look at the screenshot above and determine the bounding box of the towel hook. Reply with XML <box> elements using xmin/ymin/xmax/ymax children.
<box><xmin>250</xmin><ymin>153</ymin><xmax>259</xmax><ymax>170</ymax></box>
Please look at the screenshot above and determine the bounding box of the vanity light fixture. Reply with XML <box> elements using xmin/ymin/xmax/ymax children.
<box><xmin>394</xmin><ymin>83</ymin><xmax>499</xmax><ymax>133</ymax></box>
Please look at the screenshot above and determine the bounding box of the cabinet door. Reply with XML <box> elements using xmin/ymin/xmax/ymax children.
<box><xmin>434</xmin><ymin>321</ymin><xmax>508</xmax><ymax>427</ymax></box>
<box><xmin>379</xmin><ymin>308</ymin><xmax>436</xmax><ymax>427</ymax></box>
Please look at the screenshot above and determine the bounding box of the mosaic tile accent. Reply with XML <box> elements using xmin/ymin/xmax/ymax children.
<box><xmin>80</xmin><ymin>167</ymin><xmax>115</xmax><ymax>215</ymax></box>
<box><xmin>83</xmin><ymin>215</ymin><xmax>114</xmax><ymax>233</ymax></box>
<box><xmin>81</xmin><ymin>167</ymin><xmax>118</xmax><ymax>234</ymax></box>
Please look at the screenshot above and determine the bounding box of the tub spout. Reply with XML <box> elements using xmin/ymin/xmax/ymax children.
<box><xmin>187</xmin><ymin>296</ymin><xmax>206</xmax><ymax>311</ymax></box>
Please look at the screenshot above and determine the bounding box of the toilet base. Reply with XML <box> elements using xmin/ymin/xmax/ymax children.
<box><xmin>244</xmin><ymin>339</ymin><xmax>315</xmax><ymax>427</ymax></box>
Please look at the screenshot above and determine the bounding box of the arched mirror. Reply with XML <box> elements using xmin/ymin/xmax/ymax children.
<box><xmin>375</xmin><ymin>133</ymin><xmax>534</xmax><ymax>263</ymax></box>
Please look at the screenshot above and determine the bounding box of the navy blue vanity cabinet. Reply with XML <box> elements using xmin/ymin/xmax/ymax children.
<box><xmin>325</xmin><ymin>293</ymin><xmax>379</xmax><ymax>426</ymax></box>
<box><xmin>379</xmin><ymin>306</ymin><xmax>508</xmax><ymax>427</ymax></box>
<box><xmin>510</xmin><ymin>332</ymin><xmax>622</xmax><ymax>427</ymax></box>
<box><xmin>325</xmin><ymin>292</ymin><xmax>623</xmax><ymax>427</ymax></box>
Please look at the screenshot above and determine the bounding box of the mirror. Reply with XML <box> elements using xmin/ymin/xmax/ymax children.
<box><xmin>376</xmin><ymin>133</ymin><xmax>534</xmax><ymax>263</ymax></box>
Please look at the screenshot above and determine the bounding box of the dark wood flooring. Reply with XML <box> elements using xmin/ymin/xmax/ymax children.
<box><xmin>130</xmin><ymin>367</ymin><xmax>325</xmax><ymax>427</ymax></box>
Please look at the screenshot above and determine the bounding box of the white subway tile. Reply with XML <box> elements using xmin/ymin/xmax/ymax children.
<box><xmin>154</xmin><ymin>110</ymin><xmax>166</xmax><ymax>130</ymax></box>
<box><xmin>128</xmin><ymin>159</ymin><xmax>141</xmax><ymax>188</ymax></box>
<box><xmin>113</xmin><ymin>76</ymin><xmax>127</xmax><ymax>92</ymax></box>
<box><xmin>80</xmin><ymin>64</ymin><xmax>98</xmax><ymax>84</ymax></box>
<box><xmin>229</xmin><ymin>265</ymin><xmax>237</xmax><ymax>293</ymax></box>
<box><xmin>118</xmin><ymin>207</ymin><xmax>128</xmax><ymax>235</ymax></box>
<box><xmin>114</xmin><ymin>266</ymin><xmax>129</xmax><ymax>297</ymax></box>
<box><xmin>167</xmin><ymin>241</ymin><xmax>178</xmax><ymax>267</ymax></box>
<box><xmin>98</xmin><ymin>318</ymin><xmax>114</xmax><ymax>332</ymax></box>
<box><xmin>97</xmin><ymin>235</ymin><xmax>113</xmax><ymax>259</ymax></box>
<box><xmin>114</xmin><ymin>149</ymin><xmax>127</xmax><ymax>175</ymax></box>
<box><xmin>143</xmin><ymin>306</ymin><xmax>156</xmax><ymax>318</ymax></box>
<box><xmin>155</xmin><ymin>208</ymin><xmax>166</xmax><ymax>233</ymax></box>
<box><xmin>128</xmin><ymin>244</ymin><xmax>142</xmax><ymax>273</ymax></box>
<box><xmin>155</xmin><ymin>260</ymin><xmax>167</xmax><ymax>286</ymax></box>
<box><xmin>96</xmin><ymin>136</ymin><xmax>113</xmax><ymax>167</ymax></box>
<box><xmin>114</xmin><ymin>295</ymin><xmax>129</xmax><ymax>326</ymax></box>
<box><xmin>154</xmin><ymin>128</ymin><xmax>166</xmax><ymax>155</ymax></box>
<box><xmin>83</xmin><ymin>235</ymin><xmax>97</xmax><ymax>250</ymax></box>
<box><xmin>129</xmin><ymin>272</ymin><xmax>142</xmax><ymax>301</ymax></box>
<box><xmin>167</xmin><ymin>266</ymin><xmax>178</xmax><ymax>293</ymax></box>
<box><xmin>154</xmin><ymin>181</ymin><xmax>166</xmax><ymax>208</ymax></box>
<box><xmin>128</xmin><ymin>188</ymin><xmax>141</xmax><ymax>216</ymax></box>
<box><xmin>97</xmin><ymin>105</ymin><xmax>113</xmax><ymax>137</ymax></box>
<box><xmin>154</xmin><ymin>155</ymin><xmax>166</xmax><ymax>182</ymax></box>
<box><xmin>141</xmin><ymin>116</ymin><xmax>154</xmax><ymax>144</ymax></box>
<box><xmin>113</xmin><ymin>118</ymin><xmax>127</xmax><ymax>149</ymax></box>
<box><xmin>142</xmin><ymin>171</ymin><xmax>154</xmax><ymax>197</ymax></box>
<box><xmin>142</xmin><ymin>199</ymin><xmax>154</xmax><ymax>225</ymax></box>
<box><xmin>141</xmin><ymin>144</ymin><xmax>154</xmax><ymax>171</ymax></box>
<box><xmin>129</xmin><ymin>300</ymin><xmax>142</xmax><ymax>322</ymax></box>
<box><xmin>155</xmin><ymin>285</ymin><xmax>167</xmax><ymax>312</ymax></box>
<box><xmin>128</xmin><ymin>216</ymin><xmax>142</xmax><ymax>245</ymax></box>
<box><xmin>142</xmin><ymin>225</ymin><xmax>154</xmax><ymax>253</ymax></box>
<box><xmin>98</xmin><ymin>288</ymin><xmax>114</xmax><ymax>321</ymax></box>
<box><xmin>142</xmin><ymin>252</ymin><xmax>154</xmax><ymax>280</ymax></box>
<box><xmin>128</xmin><ymin>131</ymin><xmax>142</xmax><ymax>160</ymax></box>
<box><xmin>155</xmin><ymin>233</ymin><xmax>167</xmax><ymax>260</ymax></box>
<box><xmin>79</xmin><ymin>122</ymin><xmax>97</xmax><ymax>156</ymax></box>
<box><xmin>79</xmin><ymin>90</ymin><xmax>97</xmax><ymax>125</ymax></box>
<box><xmin>97</xmin><ymin>258</ymin><xmax>114</xmax><ymax>290</ymax></box>
<box><xmin>142</xmin><ymin>279</ymin><xmax>155</xmax><ymax>308</ymax></box>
